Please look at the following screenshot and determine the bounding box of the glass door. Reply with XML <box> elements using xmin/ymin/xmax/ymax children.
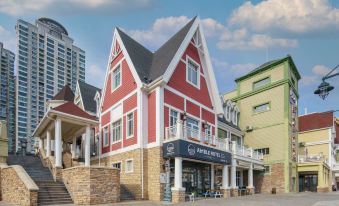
<box><xmin>186</xmin><ymin>117</ymin><xmax>199</xmax><ymax>139</ymax></box>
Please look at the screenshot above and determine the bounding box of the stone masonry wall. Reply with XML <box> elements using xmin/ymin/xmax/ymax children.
<box><xmin>91</xmin><ymin>148</ymin><xmax>144</xmax><ymax>200</ymax></box>
<box><xmin>62</xmin><ymin>166</ymin><xmax>120</xmax><ymax>205</ymax></box>
<box><xmin>147</xmin><ymin>147</ymin><xmax>165</xmax><ymax>201</ymax></box>
<box><xmin>0</xmin><ymin>165</ymin><xmax>38</xmax><ymax>206</ymax></box>
<box><xmin>254</xmin><ymin>163</ymin><xmax>285</xmax><ymax>194</ymax></box>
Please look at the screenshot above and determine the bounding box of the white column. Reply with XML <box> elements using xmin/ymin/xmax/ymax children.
<box><xmin>248</xmin><ymin>163</ymin><xmax>254</xmax><ymax>188</ymax></box>
<box><xmin>39</xmin><ymin>138</ymin><xmax>43</xmax><ymax>150</ymax></box>
<box><xmin>174</xmin><ymin>157</ymin><xmax>183</xmax><ymax>189</ymax></box>
<box><xmin>72</xmin><ymin>136</ymin><xmax>76</xmax><ymax>159</ymax></box>
<box><xmin>176</xmin><ymin>120</ymin><xmax>183</xmax><ymax>138</ymax></box>
<box><xmin>222</xmin><ymin>165</ymin><xmax>229</xmax><ymax>189</ymax></box>
<box><xmin>231</xmin><ymin>158</ymin><xmax>237</xmax><ymax>188</ymax></box>
<box><xmin>85</xmin><ymin>125</ymin><xmax>91</xmax><ymax>167</ymax></box>
<box><xmin>46</xmin><ymin>130</ymin><xmax>51</xmax><ymax>157</ymax></box>
<box><xmin>211</xmin><ymin>164</ymin><xmax>215</xmax><ymax>189</ymax></box>
<box><xmin>55</xmin><ymin>118</ymin><xmax>62</xmax><ymax>167</ymax></box>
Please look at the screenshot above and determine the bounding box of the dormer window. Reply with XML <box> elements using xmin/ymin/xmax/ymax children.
<box><xmin>186</xmin><ymin>56</ymin><xmax>200</xmax><ymax>88</ymax></box>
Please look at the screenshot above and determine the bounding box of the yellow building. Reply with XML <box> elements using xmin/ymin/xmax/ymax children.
<box><xmin>0</xmin><ymin>120</ymin><xmax>8</xmax><ymax>163</ymax></box>
<box><xmin>298</xmin><ymin>111</ymin><xmax>336</xmax><ymax>192</ymax></box>
<box><xmin>224</xmin><ymin>55</ymin><xmax>300</xmax><ymax>193</ymax></box>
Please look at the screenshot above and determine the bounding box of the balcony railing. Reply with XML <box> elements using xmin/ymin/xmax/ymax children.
<box><xmin>165</xmin><ymin>121</ymin><xmax>263</xmax><ymax>161</ymax></box>
<box><xmin>298</xmin><ymin>154</ymin><xmax>328</xmax><ymax>164</ymax></box>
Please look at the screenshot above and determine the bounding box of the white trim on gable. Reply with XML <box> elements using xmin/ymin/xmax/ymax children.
<box><xmin>99</xmin><ymin>28</ymin><xmax>143</xmax><ymax>112</ymax></box>
<box><xmin>161</xmin><ymin>17</ymin><xmax>223</xmax><ymax>115</ymax></box>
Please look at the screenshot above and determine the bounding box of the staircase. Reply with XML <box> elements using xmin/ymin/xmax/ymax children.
<box><xmin>7</xmin><ymin>154</ymin><xmax>73</xmax><ymax>205</ymax></box>
<box><xmin>120</xmin><ymin>184</ymin><xmax>135</xmax><ymax>201</ymax></box>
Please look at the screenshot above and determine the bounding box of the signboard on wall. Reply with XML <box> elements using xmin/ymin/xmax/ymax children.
<box><xmin>163</xmin><ymin>139</ymin><xmax>231</xmax><ymax>164</ymax></box>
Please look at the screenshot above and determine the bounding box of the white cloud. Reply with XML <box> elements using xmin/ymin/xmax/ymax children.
<box><xmin>127</xmin><ymin>16</ymin><xmax>298</xmax><ymax>51</ymax></box>
<box><xmin>0</xmin><ymin>0</ymin><xmax>154</xmax><ymax>16</ymax></box>
<box><xmin>0</xmin><ymin>25</ymin><xmax>16</xmax><ymax>53</ymax></box>
<box><xmin>229</xmin><ymin>0</ymin><xmax>339</xmax><ymax>33</ymax></box>
<box><xmin>218</xmin><ymin>32</ymin><xmax>298</xmax><ymax>50</ymax></box>
<box><xmin>212</xmin><ymin>58</ymin><xmax>258</xmax><ymax>77</ymax></box>
<box><xmin>129</xmin><ymin>16</ymin><xmax>190</xmax><ymax>50</ymax></box>
<box><xmin>300</xmin><ymin>64</ymin><xmax>331</xmax><ymax>86</ymax></box>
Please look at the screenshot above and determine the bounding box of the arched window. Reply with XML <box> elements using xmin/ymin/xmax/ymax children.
<box><xmin>226</xmin><ymin>101</ymin><xmax>232</xmax><ymax>121</ymax></box>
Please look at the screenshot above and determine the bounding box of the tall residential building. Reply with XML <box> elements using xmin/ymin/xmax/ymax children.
<box><xmin>15</xmin><ymin>18</ymin><xmax>86</xmax><ymax>152</ymax></box>
<box><xmin>0</xmin><ymin>42</ymin><xmax>15</xmax><ymax>152</ymax></box>
<box><xmin>224</xmin><ymin>56</ymin><xmax>301</xmax><ymax>193</ymax></box>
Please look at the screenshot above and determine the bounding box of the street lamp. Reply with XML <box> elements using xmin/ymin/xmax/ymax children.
<box><xmin>314</xmin><ymin>65</ymin><xmax>339</xmax><ymax>100</ymax></box>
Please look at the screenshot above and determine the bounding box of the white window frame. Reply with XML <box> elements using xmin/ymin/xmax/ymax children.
<box><xmin>111</xmin><ymin>63</ymin><xmax>122</xmax><ymax>92</ymax></box>
<box><xmin>112</xmin><ymin>161</ymin><xmax>122</xmax><ymax>173</ymax></box>
<box><xmin>111</xmin><ymin>119</ymin><xmax>122</xmax><ymax>144</ymax></box>
<box><xmin>126</xmin><ymin>112</ymin><xmax>134</xmax><ymax>139</ymax></box>
<box><xmin>125</xmin><ymin>159</ymin><xmax>134</xmax><ymax>173</ymax></box>
<box><xmin>169</xmin><ymin>109</ymin><xmax>179</xmax><ymax>127</ymax></box>
<box><xmin>186</xmin><ymin>56</ymin><xmax>200</xmax><ymax>89</ymax></box>
<box><xmin>103</xmin><ymin>126</ymin><xmax>109</xmax><ymax>147</ymax></box>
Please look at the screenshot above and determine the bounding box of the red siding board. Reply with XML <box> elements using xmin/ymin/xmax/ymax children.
<box><xmin>164</xmin><ymin>106</ymin><xmax>169</xmax><ymax>137</ymax></box>
<box><xmin>164</xmin><ymin>89</ymin><xmax>185</xmax><ymax>111</ymax></box>
<box><xmin>202</xmin><ymin>108</ymin><xmax>215</xmax><ymax>124</ymax></box>
<box><xmin>148</xmin><ymin>91</ymin><xmax>156</xmax><ymax>143</ymax></box>
<box><xmin>123</xmin><ymin>93</ymin><xmax>137</xmax><ymax>113</ymax></box>
<box><xmin>102</xmin><ymin>57</ymin><xmax>137</xmax><ymax>112</ymax></box>
<box><xmin>186</xmin><ymin>100</ymin><xmax>200</xmax><ymax>118</ymax></box>
<box><xmin>101</xmin><ymin>112</ymin><xmax>110</xmax><ymax>126</ymax></box>
<box><xmin>167</xmin><ymin>58</ymin><xmax>213</xmax><ymax>109</ymax></box>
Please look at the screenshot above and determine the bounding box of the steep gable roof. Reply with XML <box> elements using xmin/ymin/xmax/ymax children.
<box><xmin>52</xmin><ymin>84</ymin><xmax>75</xmax><ymax>101</ymax></box>
<box><xmin>53</xmin><ymin>102</ymin><xmax>97</xmax><ymax>121</ymax></box>
<box><xmin>116</xmin><ymin>17</ymin><xmax>196</xmax><ymax>83</ymax></box>
<box><xmin>78</xmin><ymin>81</ymin><xmax>101</xmax><ymax>114</ymax></box>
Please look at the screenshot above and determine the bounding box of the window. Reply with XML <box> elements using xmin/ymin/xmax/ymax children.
<box><xmin>126</xmin><ymin>112</ymin><xmax>134</xmax><ymax>138</ymax></box>
<box><xmin>103</xmin><ymin>127</ymin><xmax>109</xmax><ymax>146</ymax></box>
<box><xmin>170</xmin><ymin>109</ymin><xmax>178</xmax><ymax>127</ymax></box>
<box><xmin>125</xmin><ymin>159</ymin><xmax>133</xmax><ymax>173</ymax></box>
<box><xmin>263</xmin><ymin>165</ymin><xmax>270</xmax><ymax>174</ymax></box>
<box><xmin>254</xmin><ymin>148</ymin><xmax>270</xmax><ymax>155</ymax></box>
<box><xmin>253</xmin><ymin>77</ymin><xmax>270</xmax><ymax>90</ymax></box>
<box><xmin>111</xmin><ymin>119</ymin><xmax>122</xmax><ymax>143</ymax></box>
<box><xmin>112</xmin><ymin>64</ymin><xmax>121</xmax><ymax>90</ymax></box>
<box><xmin>112</xmin><ymin>162</ymin><xmax>121</xmax><ymax>170</ymax></box>
<box><xmin>186</xmin><ymin>57</ymin><xmax>199</xmax><ymax>87</ymax></box>
<box><xmin>254</xmin><ymin>103</ymin><xmax>270</xmax><ymax>113</ymax></box>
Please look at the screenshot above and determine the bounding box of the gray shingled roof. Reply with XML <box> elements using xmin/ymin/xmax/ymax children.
<box><xmin>78</xmin><ymin>81</ymin><xmax>101</xmax><ymax>114</ymax></box>
<box><xmin>117</xmin><ymin>17</ymin><xmax>196</xmax><ymax>83</ymax></box>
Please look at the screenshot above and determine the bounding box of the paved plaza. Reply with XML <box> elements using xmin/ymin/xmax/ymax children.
<box><xmin>2</xmin><ymin>192</ymin><xmax>339</xmax><ymax>206</ymax></box>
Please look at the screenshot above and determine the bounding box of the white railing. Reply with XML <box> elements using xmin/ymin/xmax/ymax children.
<box><xmin>233</xmin><ymin>142</ymin><xmax>263</xmax><ymax>160</ymax></box>
<box><xmin>164</xmin><ymin>121</ymin><xmax>264</xmax><ymax>161</ymax></box>
<box><xmin>298</xmin><ymin>154</ymin><xmax>327</xmax><ymax>164</ymax></box>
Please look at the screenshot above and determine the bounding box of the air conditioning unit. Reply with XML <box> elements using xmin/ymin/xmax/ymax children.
<box><xmin>246</xmin><ymin>126</ymin><xmax>253</xmax><ymax>132</ymax></box>
<box><xmin>299</xmin><ymin>142</ymin><xmax>306</xmax><ymax>147</ymax></box>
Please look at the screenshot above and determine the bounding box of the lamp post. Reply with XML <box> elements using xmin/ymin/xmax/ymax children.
<box><xmin>314</xmin><ymin>65</ymin><xmax>339</xmax><ymax>100</ymax></box>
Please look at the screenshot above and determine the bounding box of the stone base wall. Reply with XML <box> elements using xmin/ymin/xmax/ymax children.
<box><xmin>62</xmin><ymin>151</ymin><xmax>72</xmax><ymax>168</ymax></box>
<box><xmin>0</xmin><ymin>165</ymin><xmax>38</xmax><ymax>206</ymax></box>
<box><xmin>171</xmin><ymin>188</ymin><xmax>185</xmax><ymax>203</ymax></box>
<box><xmin>317</xmin><ymin>187</ymin><xmax>329</xmax><ymax>193</ymax></box>
<box><xmin>62</xmin><ymin>166</ymin><xmax>120</xmax><ymax>205</ymax></box>
<box><xmin>220</xmin><ymin>188</ymin><xmax>230</xmax><ymax>198</ymax></box>
<box><xmin>230</xmin><ymin>188</ymin><xmax>238</xmax><ymax>197</ymax></box>
<box><xmin>91</xmin><ymin>148</ymin><xmax>146</xmax><ymax>200</ymax></box>
<box><xmin>247</xmin><ymin>187</ymin><xmax>255</xmax><ymax>195</ymax></box>
<box><xmin>146</xmin><ymin>147</ymin><xmax>164</xmax><ymax>201</ymax></box>
<box><xmin>52</xmin><ymin>166</ymin><xmax>62</xmax><ymax>181</ymax></box>
<box><xmin>254</xmin><ymin>163</ymin><xmax>286</xmax><ymax>194</ymax></box>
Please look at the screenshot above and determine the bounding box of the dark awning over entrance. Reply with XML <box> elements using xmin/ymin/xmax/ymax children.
<box><xmin>163</xmin><ymin>139</ymin><xmax>232</xmax><ymax>164</ymax></box>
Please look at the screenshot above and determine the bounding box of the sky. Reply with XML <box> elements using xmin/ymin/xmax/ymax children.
<box><xmin>0</xmin><ymin>0</ymin><xmax>339</xmax><ymax>115</ymax></box>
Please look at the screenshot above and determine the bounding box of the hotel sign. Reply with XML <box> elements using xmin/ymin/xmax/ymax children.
<box><xmin>163</xmin><ymin>139</ymin><xmax>231</xmax><ymax>164</ymax></box>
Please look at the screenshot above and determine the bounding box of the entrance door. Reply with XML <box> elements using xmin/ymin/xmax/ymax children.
<box><xmin>299</xmin><ymin>174</ymin><xmax>318</xmax><ymax>192</ymax></box>
<box><xmin>182</xmin><ymin>161</ymin><xmax>211</xmax><ymax>195</ymax></box>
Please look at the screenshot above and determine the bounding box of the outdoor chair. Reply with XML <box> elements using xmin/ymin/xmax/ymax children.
<box><xmin>214</xmin><ymin>191</ymin><xmax>223</xmax><ymax>198</ymax></box>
